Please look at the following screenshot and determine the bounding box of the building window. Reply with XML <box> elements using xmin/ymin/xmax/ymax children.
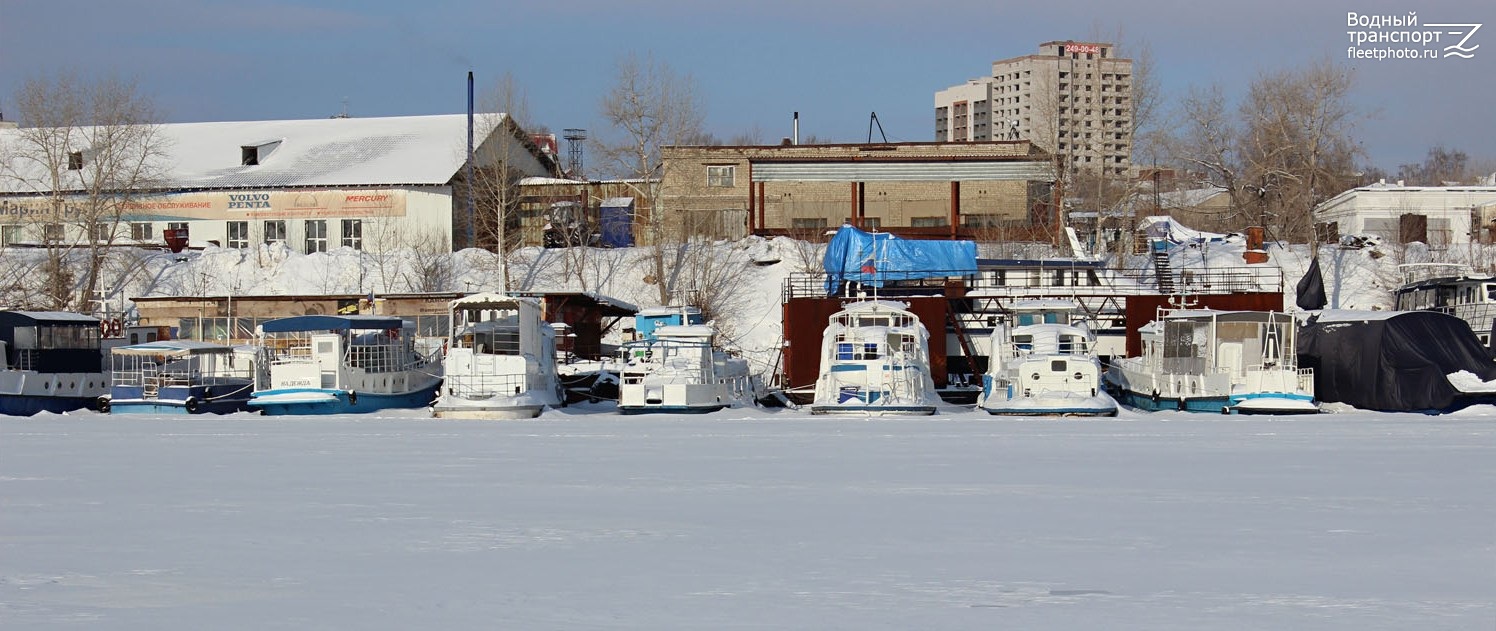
<box><xmin>963</xmin><ymin>214</ymin><xmax>1002</xmax><ymax>228</ymax></box>
<box><xmin>227</xmin><ymin>221</ymin><xmax>249</xmax><ymax>249</ymax></box>
<box><xmin>342</xmin><ymin>219</ymin><xmax>363</xmax><ymax>250</ymax></box>
<box><xmin>707</xmin><ymin>165</ymin><xmax>735</xmax><ymax>187</ymax></box>
<box><xmin>90</xmin><ymin>222</ymin><xmax>111</xmax><ymax>242</ymax></box>
<box><xmin>0</xmin><ymin>225</ymin><xmax>20</xmax><ymax>246</ymax></box>
<box><xmin>43</xmin><ymin>223</ymin><xmax>63</xmax><ymax>242</ymax></box>
<box><xmin>304</xmin><ymin>219</ymin><xmax>327</xmax><ymax>253</ymax></box>
<box><xmin>68</xmin><ymin>152</ymin><xmax>83</xmax><ymax>171</ymax></box>
<box><xmin>790</xmin><ymin>217</ymin><xmax>827</xmax><ymax>230</ymax></box>
<box><xmin>264</xmin><ymin>220</ymin><xmax>287</xmax><ymax>244</ymax></box>
<box><xmin>130</xmin><ymin>223</ymin><xmax>153</xmax><ymax>241</ymax></box>
<box><xmin>911</xmin><ymin>217</ymin><xmax>948</xmax><ymax>228</ymax></box>
<box><xmin>861</xmin><ymin>217</ymin><xmax>882</xmax><ymax>230</ymax></box>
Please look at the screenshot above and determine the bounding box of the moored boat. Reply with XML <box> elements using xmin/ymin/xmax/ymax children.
<box><xmin>617</xmin><ymin>317</ymin><xmax>758</xmax><ymax>414</ymax></box>
<box><xmin>105</xmin><ymin>340</ymin><xmax>254</xmax><ymax>414</ymax></box>
<box><xmin>978</xmin><ymin>300</ymin><xmax>1117</xmax><ymax>417</ymax></box>
<box><xmin>431</xmin><ymin>293</ymin><xmax>562</xmax><ymax>419</ymax></box>
<box><xmin>1104</xmin><ymin>309</ymin><xmax>1317</xmax><ymax>414</ymax></box>
<box><xmin>248</xmin><ymin>315</ymin><xmax>442</xmax><ymax>415</ymax></box>
<box><xmin>0</xmin><ymin>311</ymin><xmax>109</xmax><ymax>415</ymax></box>
<box><xmin>809</xmin><ymin>300</ymin><xmax>940</xmax><ymax>416</ymax></box>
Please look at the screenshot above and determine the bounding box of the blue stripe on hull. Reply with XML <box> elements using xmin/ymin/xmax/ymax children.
<box><xmin>0</xmin><ymin>395</ymin><xmax>96</xmax><ymax>416</ymax></box>
<box><xmin>248</xmin><ymin>384</ymin><xmax>440</xmax><ymax>416</ymax></box>
<box><xmin>618</xmin><ymin>404</ymin><xmax>726</xmax><ymax>415</ymax></box>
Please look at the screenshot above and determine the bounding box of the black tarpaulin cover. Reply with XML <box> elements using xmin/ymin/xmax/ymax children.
<box><xmin>1295</xmin><ymin>256</ymin><xmax>1327</xmax><ymax>311</ymax></box>
<box><xmin>1297</xmin><ymin>310</ymin><xmax>1496</xmax><ymax>413</ymax></box>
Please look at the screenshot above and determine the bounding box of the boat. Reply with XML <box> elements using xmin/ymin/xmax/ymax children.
<box><xmin>617</xmin><ymin>308</ymin><xmax>758</xmax><ymax>414</ymax></box>
<box><xmin>430</xmin><ymin>293</ymin><xmax>563</xmax><ymax>419</ymax></box>
<box><xmin>1392</xmin><ymin>263</ymin><xmax>1496</xmax><ymax>345</ymax></box>
<box><xmin>0</xmin><ymin>311</ymin><xmax>110</xmax><ymax>415</ymax></box>
<box><xmin>104</xmin><ymin>340</ymin><xmax>254</xmax><ymax>414</ymax></box>
<box><xmin>1103</xmin><ymin>308</ymin><xmax>1317</xmax><ymax>414</ymax></box>
<box><xmin>810</xmin><ymin>300</ymin><xmax>940</xmax><ymax>416</ymax></box>
<box><xmin>247</xmin><ymin>315</ymin><xmax>443</xmax><ymax>415</ymax></box>
<box><xmin>978</xmin><ymin>300</ymin><xmax>1118</xmax><ymax>417</ymax></box>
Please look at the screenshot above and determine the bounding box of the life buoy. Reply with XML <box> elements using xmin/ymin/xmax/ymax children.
<box><xmin>108</xmin><ymin>318</ymin><xmax>123</xmax><ymax>338</ymax></box>
<box><xmin>98</xmin><ymin>320</ymin><xmax>110</xmax><ymax>337</ymax></box>
<box><xmin>184</xmin><ymin>397</ymin><xmax>200</xmax><ymax>414</ymax></box>
<box><xmin>96</xmin><ymin>397</ymin><xmax>110</xmax><ymax>413</ymax></box>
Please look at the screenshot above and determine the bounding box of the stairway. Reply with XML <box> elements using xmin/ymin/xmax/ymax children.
<box><xmin>1151</xmin><ymin>240</ymin><xmax>1175</xmax><ymax>293</ymax></box>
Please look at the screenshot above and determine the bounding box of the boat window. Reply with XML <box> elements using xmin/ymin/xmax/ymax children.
<box><xmin>1013</xmin><ymin>334</ymin><xmax>1033</xmax><ymax>351</ymax></box>
<box><xmin>1017</xmin><ymin>314</ymin><xmax>1037</xmax><ymax>326</ymax></box>
<box><xmin>1044</xmin><ymin>312</ymin><xmax>1061</xmax><ymax>324</ymax></box>
<box><xmin>1486</xmin><ymin>284</ymin><xmax>1496</xmax><ymax>301</ymax></box>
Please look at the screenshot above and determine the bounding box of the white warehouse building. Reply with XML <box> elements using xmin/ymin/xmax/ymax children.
<box><xmin>1313</xmin><ymin>182</ymin><xmax>1496</xmax><ymax>246</ymax></box>
<box><xmin>0</xmin><ymin>113</ymin><xmax>560</xmax><ymax>254</ymax></box>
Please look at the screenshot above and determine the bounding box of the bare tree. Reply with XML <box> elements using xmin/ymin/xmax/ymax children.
<box><xmin>1</xmin><ymin>71</ymin><xmax>167</xmax><ymax>310</ymax></box>
<box><xmin>597</xmin><ymin>52</ymin><xmax>706</xmax><ymax>305</ymax></box>
<box><xmin>467</xmin><ymin>73</ymin><xmax>547</xmax><ymax>291</ymax></box>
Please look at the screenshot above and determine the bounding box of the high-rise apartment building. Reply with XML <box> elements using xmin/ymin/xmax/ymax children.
<box><xmin>936</xmin><ymin>41</ymin><xmax>1133</xmax><ymax>177</ymax></box>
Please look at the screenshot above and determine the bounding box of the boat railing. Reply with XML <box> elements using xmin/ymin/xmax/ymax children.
<box><xmin>1398</xmin><ymin>262</ymin><xmax>1474</xmax><ymax>286</ymax></box>
<box><xmin>445</xmin><ymin>373</ymin><xmax>528</xmax><ymax>398</ymax></box>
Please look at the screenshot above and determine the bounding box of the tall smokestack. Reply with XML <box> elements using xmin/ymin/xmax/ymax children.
<box><xmin>793</xmin><ymin>111</ymin><xmax>799</xmax><ymax>145</ymax></box>
<box><xmin>466</xmin><ymin>71</ymin><xmax>475</xmax><ymax>249</ymax></box>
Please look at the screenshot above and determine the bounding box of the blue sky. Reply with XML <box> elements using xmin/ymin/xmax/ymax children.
<box><xmin>2</xmin><ymin>0</ymin><xmax>1491</xmax><ymax>171</ymax></box>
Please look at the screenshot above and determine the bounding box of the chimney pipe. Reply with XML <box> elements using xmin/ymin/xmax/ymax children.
<box><xmin>793</xmin><ymin>112</ymin><xmax>799</xmax><ymax>145</ymax></box>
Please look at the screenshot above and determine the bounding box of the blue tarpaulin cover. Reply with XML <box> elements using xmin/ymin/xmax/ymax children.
<box><xmin>822</xmin><ymin>224</ymin><xmax>977</xmax><ymax>294</ymax></box>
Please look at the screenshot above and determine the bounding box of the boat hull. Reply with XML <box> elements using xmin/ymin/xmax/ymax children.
<box><xmin>0</xmin><ymin>394</ymin><xmax>99</xmax><ymax>416</ymax></box>
<box><xmin>248</xmin><ymin>383</ymin><xmax>440</xmax><ymax>416</ymax></box>
<box><xmin>809</xmin><ymin>404</ymin><xmax>937</xmax><ymax>416</ymax></box>
<box><xmin>1112</xmin><ymin>388</ymin><xmax>1318</xmax><ymax>415</ymax></box>
<box><xmin>431</xmin><ymin>392</ymin><xmax>558</xmax><ymax>419</ymax></box>
<box><xmin>107</xmin><ymin>383</ymin><xmax>253</xmax><ymax>415</ymax></box>
<box><xmin>619</xmin><ymin>403</ymin><xmax>726</xmax><ymax>415</ymax></box>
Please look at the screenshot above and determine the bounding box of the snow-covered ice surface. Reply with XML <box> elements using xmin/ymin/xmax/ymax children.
<box><xmin>4</xmin><ymin>406</ymin><xmax>1495</xmax><ymax>629</ymax></box>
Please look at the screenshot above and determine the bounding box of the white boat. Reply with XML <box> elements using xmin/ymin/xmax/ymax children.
<box><xmin>617</xmin><ymin>312</ymin><xmax>758</xmax><ymax>414</ymax></box>
<box><xmin>1103</xmin><ymin>309</ymin><xmax>1317</xmax><ymax>414</ymax></box>
<box><xmin>0</xmin><ymin>311</ymin><xmax>110</xmax><ymax>415</ymax></box>
<box><xmin>431</xmin><ymin>293</ymin><xmax>563</xmax><ymax>419</ymax></box>
<box><xmin>810</xmin><ymin>300</ymin><xmax>940</xmax><ymax>416</ymax></box>
<box><xmin>978</xmin><ymin>300</ymin><xmax>1117</xmax><ymax>417</ymax></box>
<box><xmin>105</xmin><ymin>340</ymin><xmax>254</xmax><ymax>414</ymax></box>
<box><xmin>247</xmin><ymin>315</ymin><xmax>443</xmax><ymax>415</ymax></box>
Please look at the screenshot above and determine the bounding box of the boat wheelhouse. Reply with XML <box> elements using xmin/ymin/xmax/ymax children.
<box><xmin>810</xmin><ymin>300</ymin><xmax>940</xmax><ymax>416</ymax></box>
<box><xmin>1103</xmin><ymin>309</ymin><xmax>1317</xmax><ymax>414</ymax></box>
<box><xmin>617</xmin><ymin>318</ymin><xmax>758</xmax><ymax>414</ymax></box>
<box><xmin>978</xmin><ymin>300</ymin><xmax>1117</xmax><ymax>417</ymax></box>
<box><xmin>431</xmin><ymin>293</ymin><xmax>562</xmax><ymax>419</ymax></box>
<box><xmin>0</xmin><ymin>311</ymin><xmax>109</xmax><ymax>415</ymax></box>
<box><xmin>1393</xmin><ymin>263</ymin><xmax>1496</xmax><ymax>346</ymax></box>
<box><xmin>248</xmin><ymin>315</ymin><xmax>442</xmax><ymax>415</ymax></box>
<box><xmin>105</xmin><ymin>340</ymin><xmax>254</xmax><ymax>414</ymax></box>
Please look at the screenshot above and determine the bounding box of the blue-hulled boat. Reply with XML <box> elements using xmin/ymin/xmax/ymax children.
<box><xmin>0</xmin><ymin>311</ymin><xmax>109</xmax><ymax>415</ymax></box>
<box><xmin>105</xmin><ymin>340</ymin><xmax>254</xmax><ymax>414</ymax></box>
<box><xmin>247</xmin><ymin>315</ymin><xmax>443</xmax><ymax>415</ymax></box>
<box><xmin>1103</xmin><ymin>309</ymin><xmax>1318</xmax><ymax>414</ymax></box>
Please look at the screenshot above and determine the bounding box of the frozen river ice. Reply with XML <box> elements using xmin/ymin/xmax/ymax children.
<box><xmin>2</xmin><ymin>407</ymin><xmax>1494</xmax><ymax>629</ymax></box>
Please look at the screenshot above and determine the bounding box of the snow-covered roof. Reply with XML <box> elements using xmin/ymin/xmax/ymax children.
<box><xmin>0</xmin><ymin>113</ymin><xmax>524</xmax><ymax>192</ymax></box>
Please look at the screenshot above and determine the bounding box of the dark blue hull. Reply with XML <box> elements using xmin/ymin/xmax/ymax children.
<box><xmin>0</xmin><ymin>395</ymin><xmax>97</xmax><ymax>416</ymax></box>
<box><xmin>108</xmin><ymin>383</ymin><xmax>253</xmax><ymax>415</ymax></box>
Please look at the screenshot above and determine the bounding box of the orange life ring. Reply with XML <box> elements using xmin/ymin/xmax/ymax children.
<box><xmin>108</xmin><ymin>318</ymin><xmax>123</xmax><ymax>338</ymax></box>
<box><xmin>99</xmin><ymin>320</ymin><xmax>109</xmax><ymax>337</ymax></box>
